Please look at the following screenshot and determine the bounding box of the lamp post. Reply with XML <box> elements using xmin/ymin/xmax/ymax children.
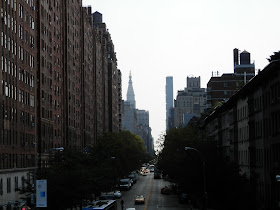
<box><xmin>185</xmin><ymin>147</ymin><xmax>207</xmax><ymax>210</ymax></box>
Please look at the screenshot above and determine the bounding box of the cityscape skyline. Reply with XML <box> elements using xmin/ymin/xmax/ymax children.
<box><xmin>84</xmin><ymin>0</ymin><xmax>280</xmax><ymax>144</ymax></box>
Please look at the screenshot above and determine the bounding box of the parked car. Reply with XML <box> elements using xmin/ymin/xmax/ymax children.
<box><xmin>113</xmin><ymin>190</ymin><xmax>122</xmax><ymax>198</ymax></box>
<box><xmin>178</xmin><ymin>193</ymin><xmax>188</xmax><ymax>204</ymax></box>
<box><xmin>128</xmin><ymin>172</ymin><xmax>137</xmax><ymax>184</ymax></box>
<box><xmin>134</xmin><ymin>195</ymin><xmax>145</xmax><ymax>204</ymax></box>
<box><xmin>99</xmin><ymin>193</ymin><xmax>115</xmax><ymax>200</ymax></box>
<box><xmin>161</xmin><ymin>186</ymin><xmax>172</xmax><ymax>195</ymax></box>
<box><xmin>119</xmin><ymin>178</ymin><xmax>132</xmax><ymax>190</ymax></box>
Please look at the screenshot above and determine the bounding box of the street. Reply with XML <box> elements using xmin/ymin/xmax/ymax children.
<box><xmin>116</xmin><ymin>172</ymin><xmax>189</xmax><ymax>210</ymax></box>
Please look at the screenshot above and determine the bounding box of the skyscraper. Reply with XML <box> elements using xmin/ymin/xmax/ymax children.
<box><xmin>166</xmin><ymin>76</ymin><xmax>174</xmax><ymax>130</ymax></box>
<box><xmin>126</xmin><ymin>72</ymin><xmax>136</xmax><ymax>109</ymax></box>
<box><xmin>174</xmin><ymin>76</ymin><xmax>206</xmax><ymax>127</ymax></box>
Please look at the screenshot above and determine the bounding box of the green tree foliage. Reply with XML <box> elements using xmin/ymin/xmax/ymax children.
<box><xmin>267</xmin><ymin>51</ymin><xmax>280</xmax><ymax>62</ymax></box>
<box><xmin>34</xmin><ymin>131</ymin><xmax>146</xmax><ymax>209</ymax></box>
<box><xmin>157</xmin><ymin>124</ymin><xmax>255</xmax><ymax>210</ymax></box>
<box><xmin>39</xmin><ymin>149</ymin><xmax>91</xmax><ymax>209</ymax></box>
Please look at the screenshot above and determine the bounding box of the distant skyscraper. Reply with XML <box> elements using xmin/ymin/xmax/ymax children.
<box><xmin>126</xmin><ymin>72</ymin><xmax>136</xmax><ymax>109</ymax></box>
<box><xmin>174</xmin><ymin>76</ymin><xmax>206</xmax><ymax>128</ymax></box>
<box><xmin>166</xmin><ymin>76</ymin><xmax>174</xmax><ymax>130</ymax></box>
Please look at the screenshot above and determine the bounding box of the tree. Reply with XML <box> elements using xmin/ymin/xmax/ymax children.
<box><xmin>91</xmin><ymin>131</ymin><xmax>147</xmax><ymax>178</ymax></box>
<box><xmin>267</xmin><ymin>51</ymin><xmax>280</xmax><ymax>62</ymax></box>
<box><xmin>39</xmin><ymin>149</ymin><xmax>93</xmax><ymax>209</ymax></box>
<box><xmin>157</xmin><ymin>123</ymin><xmax>255</xmax><ymax>210</ymax></box>
<box><xmin>30</xmin><ymin>131</ymin><xmax>147</xmax><ymax>210</ymax></box>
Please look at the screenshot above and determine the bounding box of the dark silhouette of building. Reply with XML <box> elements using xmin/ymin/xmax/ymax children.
<box><xmin>166</xmin><ymin>76</ymin><xmax>174</xmax><ymax>131</ymax></box>
<box><xmin>204</xmin><ymin>59</ymin><xmax>280</xmax><ymax>210</ymax></box>
<box><xmin>207</xmin><ymin>48</ymin><xmax>255</xmax><ymax>109</ymax></box>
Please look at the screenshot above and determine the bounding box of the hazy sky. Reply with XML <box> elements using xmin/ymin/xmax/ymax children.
<box><xmin>82</xmin><ymin>0</ymin><xmax>280</xmax><ymax>147</ymax></box>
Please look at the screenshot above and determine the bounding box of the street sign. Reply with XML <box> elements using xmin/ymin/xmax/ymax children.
<box><xmin>36</xmin><ymin>180</ymin><xmax>47</xmax><ymax>207</ymax></box>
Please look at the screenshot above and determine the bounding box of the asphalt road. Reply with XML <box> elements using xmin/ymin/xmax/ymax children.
<box><xmin>116</xmin><ymin>172</ymin><xmax>190</xmax><ymax>210</ymax></box>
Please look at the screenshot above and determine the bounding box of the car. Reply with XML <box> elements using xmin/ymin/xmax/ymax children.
<box><xmin>179</xmin><ymin>193</ymin><xmax>189</xmax><ymax>204</ymax></box>
<box><xmin>161</xmin><ymin>186</ymin><xmax>172</xmax><ymax>195</ymax></box>
<box><xmin>119</xmin><ymin>178</ymin><xmax>132</xmax><ymax>190</ymax></box>
<box><xmin>142</xmin><ymin>171</ymin><xmax>147</xmax><ymax>176</ymax></box>
<box><xmin>134</xmin><ymin>195</ymin><xmax>145</xmax><ymax>204</ymax></box>
<box><xmin>113</xmin><ymin>190</ymin><xmax>122</xmax><ymax>198</ymax></box>
<box><xmin>126</xmin><ymin>208</ymin><xmax>136</xmax><ymax>210</ymax></box>
<box><xmin>99</xmin><ymin>193</ymin><xmax>115</xmax><ymax>200</ymax></box>
<box><xmin>128</xmin><ymin>172</ymin><xmax>137</xmax><ymax>183</ymax></box>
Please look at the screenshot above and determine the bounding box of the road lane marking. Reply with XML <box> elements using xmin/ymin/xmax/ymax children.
<box><xmin>144</xmin><ymin>178</ymin><xmax>154</xmax><ymax>210</ymax></box>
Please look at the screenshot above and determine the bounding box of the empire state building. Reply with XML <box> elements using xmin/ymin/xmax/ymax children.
<box><xmin>126</xmin><ymin>72</ymin><xmax>136</xmax><ymax>109</ymax></box>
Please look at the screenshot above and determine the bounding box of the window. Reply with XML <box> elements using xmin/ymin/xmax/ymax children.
<box><xmin>15</xmin><ymin>176</ymin><xmax>18</xmax><ymax>189</ymax></box>
<box><xmin>30</xmin><ymin>94</ymin><xmax>34</xmax><ymax>107</ymax></box>
<box><xmin>19</xmin><ymin>89</ymin><xmax>24</xmax><ymax>103</ymax></box>
<box><xmin>19</xmin><ymin>4</ymin><xmax>23</xmax><ymax>19</ymax></box>
<box><xmin>7</xmin><ymin>178</ymin><xmax>11</xmax><ymax>193</ymax></box>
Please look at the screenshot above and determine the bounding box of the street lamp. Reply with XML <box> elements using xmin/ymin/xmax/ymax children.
<box><xmin>185</xmin><ymin>147</ymin><xmax>207</xmax><ymax>210</ymax></box>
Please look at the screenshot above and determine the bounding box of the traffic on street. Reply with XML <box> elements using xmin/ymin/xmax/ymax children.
<box><xmin>115</xmin><ymin>169</ymin><xmax>189</xmax><ymax>210</ymax></box>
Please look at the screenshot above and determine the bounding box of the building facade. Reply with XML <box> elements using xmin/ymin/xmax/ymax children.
<box><xmin>204</xmin><ymin>59</ymin><xmax>280</xmax><ymax>210</ymax></box>
<box><xmin>126</xmin><ymin>72</ymin><xmax>136</xmax><ymax>109</ymax></box>
<box><xmin>136</xmin><ymin>109</ymin><xmax>154</xmax><ymax>154</ymax></box>
<box><xmin>207</xmin><ymin>48</ymin><xmax>255</xmax><ymax>109</ymax></box>
<box><xmin>0</xmin><ymin>0</ymin><xmax>38</xmax><ymax>208</ymax></box>
<box><xmin>174</xmin><ymin>76</ymin><xmax>206</xmax><ymax>128</ymax></box>
<box><xmin>166</xmin><ymin>76</ymin><xmax>173</xmax><ymax>131</ymax></box>
<box><xmin>0</xmin><ymin>2</ymin><xmax>122</xmax><ymax>208</ymax></box>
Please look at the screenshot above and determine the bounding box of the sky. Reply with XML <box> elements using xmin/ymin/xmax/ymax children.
<box><xmin>82</xmin><ymin>0</ymin><xmax>280</xmax><ymax>148</ymax></box>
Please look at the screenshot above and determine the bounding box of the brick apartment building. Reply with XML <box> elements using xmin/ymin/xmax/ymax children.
<box><xmin>0</xmin><ymin>1</ymin><xmax>122</xmax><ymax>208</ymax></box>
<box><xmin>204</xmin><ymin>59</ymin><xmax>280</xmax><ymax>210</ymax></box>
<box><xmin>37</xmin><ymin>0</ymin><xmax>64</xmax><ymax>167</ymax></box>
<box><xmin>207</xmin><ymin>48</ymin><xmax>255</xmax><ymax>110</ymax></box>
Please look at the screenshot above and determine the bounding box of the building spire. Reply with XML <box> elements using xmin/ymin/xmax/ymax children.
<box><xmin>127</xmin><ymin>71</ymin><xmax>136</xmax><ymax>109</ymax></box>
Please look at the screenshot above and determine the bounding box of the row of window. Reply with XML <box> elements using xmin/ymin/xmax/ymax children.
<box><xmin>0</xmin><ymin>153</ymin><xmax>35</xmax><ymax>169</ymax></box>
<box><xmin>237</xmin><ymin>104</ymin><xmax>248</xmax><ymax>121</ymax></box>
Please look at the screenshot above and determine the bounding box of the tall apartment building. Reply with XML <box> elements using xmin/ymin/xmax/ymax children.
<box><xmin>174</xmin><ymin>76</ymin><xmax>206</xmax><ymax>128</ymax></box>
<box><xmin>107</xmin><ymin>29</ymin><xmax>119</xmax><ymax>133</ymax></box>
<box><xmin>165</xmin><ymin>76</ymin><xmax>173</xmax><ymax>131</ymax></box>
<box><xmin>0</xmin><ymin>2</ymin><xmax>122</xmax><ymax>208</ymax></box>
<box><xmin>117</xmin><ymin>69</ymin><xmax>122</xmax><ymax>131</ymax></box>
<box><xmin>0</xmin><ymin>0</ymin><xmax>37</xmax><ymax>207</ymax></box>
<box><xmin>92</xmin><ymin>11</ymin><xmax>109</xmax><ymax>137</ymax></box>
<box><xmin>62</xmin><ymin>0</ymin><xmax>83</xmax><ymax>149</ymax></box>
<box><xmin>37</xmin><ymin>1</ymin><xmax>64</xmax><ymax>167</ymax></box>
<box><xmin>81</xmin><ymin>7</ymin><xmax>95</xmax><ymax>147</ymax></box>
<box><xmin>207</xmin><ymin>49</ymin><xmax>255</xmax><ymax>109</ymax></box>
